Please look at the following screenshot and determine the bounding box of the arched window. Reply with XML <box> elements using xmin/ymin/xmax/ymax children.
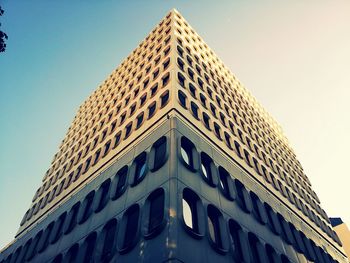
<box><xmin>265</xmin><ymin>243</ymin><xmax>280</xmax><ymax>263</ymax></box>
<box><xmin>277</xmin><ymin>213</ymin><xmax>295</xmax><ymax>245</ymax></box>
<box><xmin>93</xmin><ymin>178</ymin><xmax>111</xmax><ymax>213</ymax></box>
<box><xmin>63</xmin><ymin>243</ymin><xmax>79</xmax><ymax>263</ymax></box>
<box><xmin>149</xmin><ymin>136</ymin><xmax>168</xmax><ymax>172</ymax></box>
<box><xmin>234</xmin><ymin>179</ymin><xmax>252</xmax><ymax>213</ymax></box>
<box><xmin>264</xmin><ymin>203</ymin><xmax>281</xmax><ymax>235</ymax></box>
<box><xmin>63</xmin><ymin>202</ymin><xmax>80</xmax><ymax>235</ymax></box>
<box><xmin>16</xmin><ymin>238</ymin><xmax>31</xmax><ymax>263</ymax></box>
<box><xmin>200</xmin><ymin>152</ymin><xmax>218</xmax><ymax>187</ymax></box>
<box><xmin>207</xmin><ymin>205</ymin><xmax>228</xmax><ymax>254</ymax></box>
<box><xmin>180</xmin><ymin>137</ymin><xmax>198</xmax><ymax>171</ymax></box>
<box><xmin>131</xmin><ymin>152</ymin><xmax>148</xmax><ymax>186</ymax></box>
<box><xmin>118</xmin><ymin>204</ymin><xmax>140</xmax><ymax>254</ymax></box>
<box><xmin>50</xmin><ymin>212</ymin><xmax>67</xmax><ymax>244</ymax></box>
<box><xmin>228</xmin><ymin>219</ymin><xmax>250</xmax><ymax>262</ymax></box>
<box><xmin>26</xmin><ymin>230</ymin><xmax>42</xmax><ymax>261</ymax></box>
<box><xmin>145</xmin><ymin>188</ymin><xmax>166</xmax><ymax>238</ymax></box>
<box><xmin>250</xmin><ymin>192</ymin><xmax>268</xmax><ymax>225</ymax></box>
<box><xmin>182</xmin><ymin>188</ymin><xmax>204</xmax><ymax>238</ymax></box>
<box><xmin>218</xmin><ymin>167</ymin><xmax>234</xmax><ymax>200</ymax></box>
<box><xmin>37</xmin><ymin>221</ymin><xmax>54</xmax><ymax>253</ymax></box>
<box><xmin>76</xmin><ymin>232</ymin><xmax>97</xmax><ymax>262</ymax></box>
<box><xmin>248</xmin><ymin>232</ymin><xmax>267</xmax><ymax>263</ymax></box>
<box><xmin>78</xmin><ymin>191</ymin><xmax>95</xmax><ymax>224</ymax></box>
<box><xmin>111</xmin><ymin>166</ymin><xmax>128</xmax><ymax>200</ymax></box>
<box><xmin>100</xmin><ymin>218</ymin><xmax>118</xmax><ymax>262</ymax></box>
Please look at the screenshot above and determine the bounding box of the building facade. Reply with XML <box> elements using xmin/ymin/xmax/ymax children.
<box><xmin>0</xmin><ymin>9</ymin><xmax>348</xmax><ymax>263</ymax></box>
<box><xmin>331</xmin><ymin>218</ymin><xmax>350</xmax><ymax>259</ymax></box>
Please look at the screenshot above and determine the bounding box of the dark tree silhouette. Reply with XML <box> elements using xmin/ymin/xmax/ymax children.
<box><xmin>0</xmin><ymin>5</ymin><xmax>8</xmax><ymax>53</ymax></box>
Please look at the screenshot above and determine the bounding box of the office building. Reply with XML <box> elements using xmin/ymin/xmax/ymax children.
<box><xmin>0</xmin><ymin>9</ymin><xmax>347</xmax><ymax>263</ymax></box>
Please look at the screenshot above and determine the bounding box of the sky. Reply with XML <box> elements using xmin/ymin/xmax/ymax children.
<box><xmin>1</xmin><ymin>0</ymin><xmax>349</xmax><ymax>250</ymax></box>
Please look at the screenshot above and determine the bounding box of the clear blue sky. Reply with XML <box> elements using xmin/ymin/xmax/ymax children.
<box><xmin>1</xmin><ymin>0</ymin><xmax>350</xmax><ymax>249</ymax></box>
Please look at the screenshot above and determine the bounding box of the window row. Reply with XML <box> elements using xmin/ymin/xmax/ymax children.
<box><xmin>181</xmin><ymin>188</ymin><xmax>339</xmax><ymax>263</ymax></box>
<box><xmin>22</xmin><ymin>136</ymin><xmax>168</xmax><ymax>228</ymax></box>
<box><xmin>4</xmin><ymin>188</ymin><xmax>167</xmax><ymax>263</ymax></box>
<box><xmin>48</xmin><ymin>18</ymin><xmax>173</xmax><ymax>177</ymax></box>
<box><xmin>69</xmin><ymin>14</ymin><xmax>172</xmax><ymax>130</ymax></box>
<box><xmin>176</xmin><ymin>52</ymin><xmax>310</xmax><ymax>194</ymax></box>
<box><xmin>47</xmin><ymin>49</ymin><xmax>171</xmax><ymax>182</ymax></box>
<box><xmin>179</xmin><ymin>136</ymin><xmax>342</xmax><ymax>248</ymax></box>
<box><xmin>175</xmin><ymin>33</ymin><xmax>307</xmax><ymax>185</ymax></box>
<box><xmin>33</xmin><ymin>70</ymin><xmax>171</xmax><ymax>206</ymax></box>
<box><xmin>177</xmin><ymin>81</ymin><xmax>327</xmax><ymax>226</ymax></box>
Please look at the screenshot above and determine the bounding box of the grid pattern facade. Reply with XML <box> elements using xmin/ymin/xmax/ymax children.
<box><xmin>0</xmin><ymin>9</ymin><xmax>347</xmax><ymax>263</ymax></box>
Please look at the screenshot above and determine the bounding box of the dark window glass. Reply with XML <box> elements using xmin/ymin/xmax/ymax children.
<box><xmin>178</xmin><ymin>90</ymin><xmax>187</xmax><ymax>108</ymax></box>
<box><xmin>100</xmin><ymin>219</ymin><xmax>118</xmax><ymax>262</ymax></box>
<box><xmin>26</xmin><ymin>230</ymin><xmax>43</xmax><ymax>260</ymax></box>
<box><xmin>248</xmin><ymin>232</ymin><xmax>267</xmax><ymax>263</ymax></box>
<box><xmin>74</xmin><ymin>165</ymin><xmax>83</xmax><ymax>182</ymax></box>
<box><xmin>162</xmin><ymin>72</ymin><xmax>170</xmax><ymax>86</ymax></box>
<box><xmin>189</xmin><ymin>83</ymin><xmax>196</xmax><ymax>97</ymax></box>
<box><xmin>190</xmin><ymin>102</ymin><xmax>199</xmax><ymax>119</ymax></box>
<box><xmin>151</xmin><ymin>136</ymin><xmax>167</xmax><ymax>171</ymax></box>
<box><xmin>148</xmin><ymin>103</ymin><xmax>156</xmax><ymax>119</ymax></box>
<box><xmin>265</xmin><ymin>244</ymin><xmax>280</xmax><ymax>263</ymax></box>
<box><xmin>218</xmin><ymin>167</ymin><xmax>232</xmax><ymax>200</ymax></box>
<box><xmin>229</xmin><ymin>219</ymin><xmax>249</xmax><ymax>262</ymax></box>
<box><xmin>78</xmin><ymin>232</ymin><xmax>97</xmax><ymax>263</ymax></box>
<box><xmin>103</xmin><ymin>140</ymin><xmax>111</xmax><ymax>156</ymax></box>
<box><xmin>136</xmin><ymin>113</ymin><xmax>144</xmax><ymax>129</ymax></box>
<box><xmin>202</xmin><ymin>112</ymin><xmax>211</xmax><ymax>130</ymax></box>
<box><xmin>207</xmin><ymin>205</ymin><xmax>224</xmax><ymax>251</ymax></box>
<box><xmin>234</xmin><ymin>141</ymin><xmax>243</xmax><ymax>158</ymax></box>
<box><xmin>132</xmin><ymin>152</ymin><xmax>148</xmax><ymax>186</ymax></box>
<box><xmin>50</xmin><ymin>212</ymin><xmax>67</xmax><ymax>244</ymax></box>
<box><xmin>200</xmin><ymin>152</ymin><xmax>216</xmax><ymax>186</ymax></box>
<box><xmin>148</xmin><ymin>189</ymin><xmax>165</xmax><ymax>234</ymax></box>
<box><xmin>121</xmin><ymin>205</ymin><xmax>140</xmax><ymax>251</ymax></box>
<box><xmin>51</xmin><ymin>254</ymin><xmax>63</xmax><ymax>263</ymax></box>
<box><xmin>78</xmin><ymin>191</ymin><xmax>95</xmax><ymax>224</ymax></box>
<box><xmin>281</xmin><ymin>254</ymin><xmax>291</xmax><ymax>263</ymax></box>
<box><xmin>64</xmin><ymin>202</ymin><xmax>80</xmax><ymax>235</ymax></box>
<box><xmin>150</xmin><ymin>83</ymin><xmax>158</xmax><ymax>96</ymax></box>
<box><xmin>16</xmin><ymin>238</ymin><xmax>31</xmax><ymax>263</ymax></box>
<box><xmin>94</xmin><ymin>179</ymin><xmax>111</xmax><ymax>213</ymax></box>
<box><xmin>277</xmin><ymin>213</ymin><xmax>295</xmax><ymax>245</ymax></box>
<box><xmin>111</xmin><ymin>166</ymin><xmax>128</xmax><ymax>200</ymax></box>
<box><xmin>37</xmin><ymin>222</ymin><xmax>54</xmax><ymax>253</ymax></box>
<box><xmin>160</xmin><ymin>91</ymin><xmax>169</xmax><ymax>108</ymax></box>
<box><xmin>83</xmin><ymin>157</ymin><xmax>91</xmax><ymax>174</ymax></box>
<box><xmin>93</xmin><ymin>149</ymin><xmax>101</xmax><ymax>166</ymax></box>
<box><xmin>250</xmin><ymin>192</ymin><xmax>267</xmax><ymax>224</ymax></box>
<box><xmin>200</xmin><ymin>93</ymin><xmax>207</xmax><ymax>108</ymax></box>
<box><xmin>140</xmin><ymin>94</ymin><xmax>147</xmax><ymax>106</ymax></box>
<box><xmin>214</xmin><ymin>123</ymin><xmax>222</xmax><ymax>139</ymax></box>
<box><xmin>224</xmin><ymin>132</ymin><xmax>232</xmax><ymax>149</ymax></box>
<box><xmin>64</xmin><ymin>245</ymin><xmax>80</xmax><ymax>263</ymax></box>
<box><xmin>125</xmin><ymin>122</ymin><xmax>132</xmax><ymax>138</ymax></box>
<box><xmin>234</xmin><ymin>179</ymin><xmax>251</xmax><ymax>213</ymax></box>
<box><xmin>178</xmin><ymin>72</ymin><xmax>185</xmax><ymax>87</ymax></box>
<box><xmin>113</xmin><ymin>132</ymin><xmax>121</xmax><ymax>148</ymax></box>
<box><xmin>177</xmin><ymin>57</ymin><xmax>184</xmax><ymax>70</ymax></box>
